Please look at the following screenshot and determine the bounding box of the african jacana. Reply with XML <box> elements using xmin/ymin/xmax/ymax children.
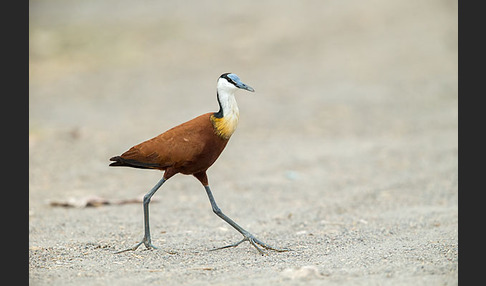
<box><xmin>110</xmin><ymin>73</ymin><xmax>287</xmax><ymax>255</ymax></box>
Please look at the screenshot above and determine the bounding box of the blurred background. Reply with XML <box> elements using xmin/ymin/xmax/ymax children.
<box><xmin>29</xmin><ymin>0</ymin><xmax>457</xmax><ymax>200</ymax></box>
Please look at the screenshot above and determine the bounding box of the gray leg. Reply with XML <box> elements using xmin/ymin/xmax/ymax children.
<box><xmin>115</xmin><ymin>177</ymin><xmax>166</xmax><ymax>254</ymax></box>
<box><xmin>204</xmin><ymin>185</ymin><xmax>289</xmax><ymax>255</ymax></box>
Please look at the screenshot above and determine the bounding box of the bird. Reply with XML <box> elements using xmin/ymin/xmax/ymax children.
<box><xmin>109</xmin><ymin>73</ymin><xmax>288</xmax><ymax>255</ymax></box>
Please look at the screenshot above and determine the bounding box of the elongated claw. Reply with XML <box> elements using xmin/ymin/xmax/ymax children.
<box><xmin>210</xmin><ymin>238</ymin><xmax>247</xmax><ymax>251</ymax></box>
<box><xmin>115</xmin><ymin>238</ymin><xmax>158</xmax><ymax>254</ymax></box>
<box><xmin>252</xmin><ymin>236</ymin><xmax>290</xmax><ymax>253</ymax></box>
<box><xmin>211</xmin><ymin>233</ymin><xmax>290</xmax><ymax>255</ymax></box>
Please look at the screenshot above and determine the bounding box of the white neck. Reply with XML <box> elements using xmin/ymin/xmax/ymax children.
<box><xmin>216</xmin><ymin>78</ymin><xmax>240</xmax><ymax>120</ymax></box>
<box><xmin>211</xmin><ymin>78</ymin><xmax>240</xmax><ymax>139</ymax></box>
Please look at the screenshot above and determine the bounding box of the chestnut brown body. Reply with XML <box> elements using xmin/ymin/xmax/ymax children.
<box><xmin>110</xmin><ymin>113</ymin><xmax>228</xmax><ymax>184</ymax></box>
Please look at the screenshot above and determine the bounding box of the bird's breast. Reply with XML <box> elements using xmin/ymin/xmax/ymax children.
<box><xmin>210</xmin><ymin>113</ymin><xmax>239</xmax><ymax>140</ymax></box>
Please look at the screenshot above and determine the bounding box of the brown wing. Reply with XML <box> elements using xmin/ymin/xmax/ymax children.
<box><xmin>111</xmin><ymin>113</ymin><xmax>216</xmax><ymax>170</ymax></box>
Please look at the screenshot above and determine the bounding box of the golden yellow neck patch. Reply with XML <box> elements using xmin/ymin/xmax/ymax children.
<box><xmin>210</xmin><ymin>114</ymin><xmax>239</xmax><ymax>139</ymax></box>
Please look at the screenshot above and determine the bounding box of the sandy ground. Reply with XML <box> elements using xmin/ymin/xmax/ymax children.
<box><xmin>29</xmin><ymin>0</ymin><xmax>458</xmax><ymax>285</ymax></box>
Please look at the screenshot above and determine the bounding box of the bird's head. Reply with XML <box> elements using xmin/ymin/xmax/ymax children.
<box><xmin>217</xmin><ymin>73</ymin><xmax>255</xmax><ymax>94</ymax></box>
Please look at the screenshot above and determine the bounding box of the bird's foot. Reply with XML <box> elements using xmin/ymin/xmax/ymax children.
<box><xmin>211</xmin><ymin>232</ymin><xmax>290</xmax><ymax>255</ymax></box>
<box><xmin>115</xmin><ymin>237</ymin><xmax>158</xmax><ymax>254</ymax></box>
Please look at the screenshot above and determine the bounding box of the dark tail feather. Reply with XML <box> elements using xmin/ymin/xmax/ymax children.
<box><xmin>109</xmin><ymin>156</ymin><xmax>126</xmax><ymax>167</ymax></box>
<box><xmin>109</xmin><ymin>156</ymin><xmax>159</xmax><ymax>169</ymax></box>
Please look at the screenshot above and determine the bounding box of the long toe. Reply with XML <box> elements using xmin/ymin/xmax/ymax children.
<box><xmin>115</xmin><ymin>238</ymin><xmax>158</xmax><ymax>254</ymax></box>
<box><xmin>114</xmin><ymin>241</ymin><xmax>144</xmax><ymax>254</ymax></box>
<box><xmin>212</xmin><ymin>234</ymin><xmax>289</xmax><ymax>255</ymax></box>
<box><xmin>210</xmin><ymin>238</ymin><xmax>246</xmax><ymax>251</ymax></box>
<box><xmin>252</xmin><ymin>236</ymin><xmax>290</xmax><ymax>252</ymax></box>
<box><xmin>144</xmin><ymin>241</ymin><xmax>158</xmax><ymax>250</ymax></box>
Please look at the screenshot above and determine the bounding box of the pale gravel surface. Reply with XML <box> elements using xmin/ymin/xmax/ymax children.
<box><xmin>29</xmin><ymin>0</ymin><xmax>458</xmax><ymax>285</ymax></box>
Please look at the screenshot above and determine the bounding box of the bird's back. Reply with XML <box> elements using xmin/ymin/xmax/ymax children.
<box><xmin>110</xmin><ymin>113</ymin><xmax>229</xmax><ymax>175</ymax></box>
